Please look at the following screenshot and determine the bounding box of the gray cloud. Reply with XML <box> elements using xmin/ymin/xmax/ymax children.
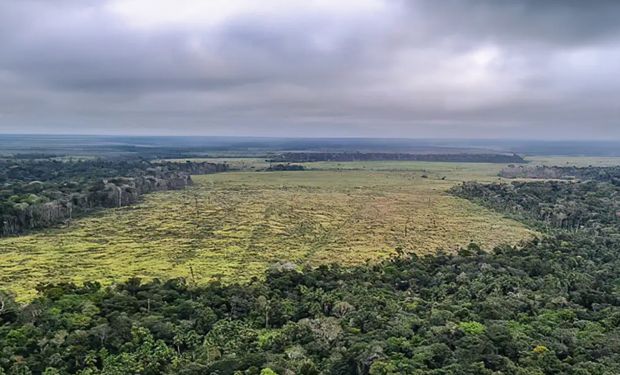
<box><xmin>0</xmin><ymin>0</ymin><xmax>618</xmax><ymax>138</ymax></box>
<box><xmin>406</xmin><ymin>0</ymin><xmax>620</xmax><ymax>47</ymax></box>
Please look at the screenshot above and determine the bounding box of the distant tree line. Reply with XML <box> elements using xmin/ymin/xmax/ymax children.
<box><xmin>6</xmin><ymin>153</ymin><xmax>61</xmax><ymax>160</ymax></box>
<box><xmin>268</xmin><ymin>152</ymin><xmax>526</xmax><ymax>164</ymax></box>
<box><xmin>265</xmin><ymin>164</ymin><xmax>305</xmax><ymax>171</ymax></box>
<box><xmin>0</xmin><ymin>159</ymin><xmax>228</xmax><ymax>236</ymax></box>
<box><xmin>499</xmin><ymin>165</ymin><xmax>620</xmax><ymax>183</ymax></box>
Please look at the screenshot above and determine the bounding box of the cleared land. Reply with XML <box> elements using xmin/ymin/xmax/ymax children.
<box><xmin>0</xmin><ymin>162</ymin><xmax>536</xmax><ymax>300</ymax></box>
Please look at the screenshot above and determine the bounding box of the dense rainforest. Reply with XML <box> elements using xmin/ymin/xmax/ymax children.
<box><xmin>268</xmin><ymin>152</ymin><xmax>526</xmax><ymax>164</ymax></box>
<box><xmin>1</xmin><ymin>166</ymin><xmax>620</xmax><ymax>374</ymax></box>
<box><xmin>450</xmin><ymin>180</ymin><xmax>620</xmax><ymax>232</ymax></box>
<box><xmin>0</xmin><ymin>159</ymin><xmax>228</xmax><ymax>236</ymax></box>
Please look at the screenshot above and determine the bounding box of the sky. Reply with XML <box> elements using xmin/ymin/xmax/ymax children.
<box><xmin>0</xmin><ymin>0</ymin><xmax>619</xmax><ymax>139</ymax></box>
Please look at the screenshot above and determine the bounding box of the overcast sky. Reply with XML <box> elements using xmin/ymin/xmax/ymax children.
<box><xmin>0</xmin><ymin>0</ymin><xmax>619</xmax><ymax>139</ymax></box>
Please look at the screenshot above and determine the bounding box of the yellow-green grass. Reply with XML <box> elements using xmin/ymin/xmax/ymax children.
<box><xmin>0</xmin><ymin>163</ymin><xmax>536</xmax><ymax>301</ymax></box>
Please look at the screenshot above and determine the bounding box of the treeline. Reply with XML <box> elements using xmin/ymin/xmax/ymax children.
<box><xmin>450</xmin><ymin>180</ymin><xmax>620</xmax><ymax>232</ymax></box>
<box><xmin>500</xmin><ymin>165</ymin><xmax>620</xmax><ymax>183</ymax></box>
<box><xmin>0</xmin><ymin>159</ymin><xmax>228</xmax><ymax>236</ymax></box>
<box><xmin>265</xmin><ymin>164</ymin><xmax>305</xmax><ymax>171</ymax></box>
<box><xmin>268</xmin><ymin>152</ymin><xmax>526</xmax><ymax>164</ymax></box>
<box><xmin>0</xmin><ymin>159</ymin><xmax>150</xmax><ymax>184</ymax></box>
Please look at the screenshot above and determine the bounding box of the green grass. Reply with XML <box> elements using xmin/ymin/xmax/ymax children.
<box><xmin>0</xmin><ymin>162</ymin><xmax>536</xmax><ymax>300</ymax></box>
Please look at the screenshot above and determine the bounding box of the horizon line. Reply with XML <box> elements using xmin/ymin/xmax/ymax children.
<box><xmin>0</xmin><ymin>132</ymin><xmax>619</xmax><ymax>142</ymax></box>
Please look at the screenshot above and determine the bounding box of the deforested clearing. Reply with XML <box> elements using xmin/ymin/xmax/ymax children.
<box><xmin>0</xmin><ymin>162</ymin><xmax>536</xmax><ymax>300</ymax></box>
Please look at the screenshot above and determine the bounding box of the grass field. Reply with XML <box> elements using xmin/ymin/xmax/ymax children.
<box><xmin>0</xmin><ymin>162</ymin><xmax>536</xmax><ymax>300</ymax></box>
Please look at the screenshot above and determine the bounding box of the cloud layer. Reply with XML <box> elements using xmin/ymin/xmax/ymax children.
<box><xmin>0</xmin><ymin>0</ymin><xmax>619</xmax><ymax>138</ymax></box>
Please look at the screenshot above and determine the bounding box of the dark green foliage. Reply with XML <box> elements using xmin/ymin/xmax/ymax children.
<box><xmin>450</xmin><ymin>180</ymin><xmax>620</xmax><ymax>232</ymax></box>
<box><xmin>500</xmin><ymin>165</ymin><xmax>620</xmax><ymax>183</ymax></box>
<box><xmin>265</xmin><ymin>164</ymin><xmax>305</xmax><ymax>171</ymax></box>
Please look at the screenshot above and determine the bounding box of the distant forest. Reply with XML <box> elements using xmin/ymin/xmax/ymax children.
<box><xmin>2</xmin><ymin>135</ymin><xmax>620</xmax><ymax>157</ymax></box>
<box><xmin>268</xmin><ymin>152</ymin><xmax>526</xmax><ymax>164</ymax></box>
